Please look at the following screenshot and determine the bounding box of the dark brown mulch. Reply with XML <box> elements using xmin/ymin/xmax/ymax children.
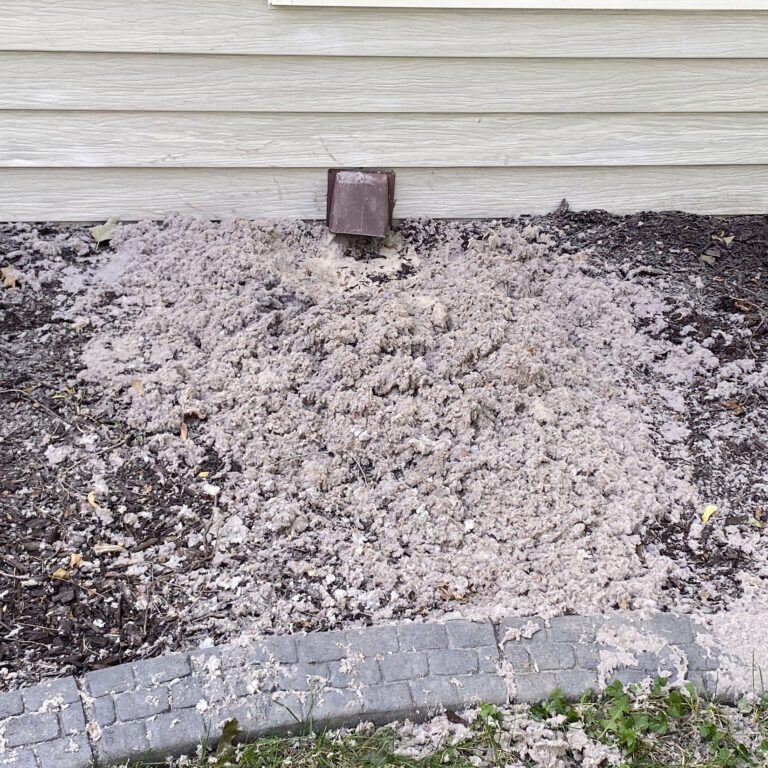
<box><xmin>0</xmin><ymin>225</ymin><xmax>224</xmax><ymax>688</ymax></box>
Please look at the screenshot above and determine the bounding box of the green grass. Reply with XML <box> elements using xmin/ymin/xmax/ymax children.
<box><xmin>144</xmin><ymin>681</ymin><xmax>768</xmax><ymax>768</ymax></box>
<box><xmin>531</xmin><ymin>679</ymin><xmax>768</xmax><ymax>768</ymax></box>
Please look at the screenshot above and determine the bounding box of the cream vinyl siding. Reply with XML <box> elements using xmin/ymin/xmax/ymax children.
<box><xmin>0</xmin><ymin>0</ymin><xmax>766</xmax><ymax>219</ymax></box>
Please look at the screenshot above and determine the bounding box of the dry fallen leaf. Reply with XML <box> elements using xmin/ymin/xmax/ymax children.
<box><xmin>713</xmin><ymin>232</ymin><xmax>735</xmax><ymax>247</ymax></box>
<box><xmin>180</xmin><ymin>422</ymin><xmax>189</xmax><ymax>441</ymax></box>
<box><xmin>198</xmin><ymin>471</ymin><xmax>210</xmax><ymax>478</ymax></box>
<box><xmin>51</xmin><ymin>568</ymin><xmax>69</xmax><ymax>580</ymax></box>
<box><xmin>131</xmin><ymin>379</ymin><xmax>145</xmax><ymax>396</ymax></box>
<box><xmin>89</xmin><ymin>216</ymin><xmax>119</xmax><ymax>246</ymax></box>
<box><xmin>1</xmin><ymin>266</ymin><xmax>20</xmax><ymax>289</ymax></box>
<box><xmin>702</xmin><ymin>504</ymin><xmax>718</xmax><ymax>524</ymax></box>
<box><xmin>69</xmin><ymin>553</ymin><xmax>83</xmax><ymax>569</ymax></box>
<box><xmin>86</xmin><ymin>490</ymin><xmax>100</xmax><ymax>509</ymax></box>
<box><xmin>723</xmin><ymin>399</ymin><xmax>745</xmax><ymax>416</ymax></box>
<box><xmin>618</xmin><ymin>595</ymin><xmax>631</xmax><ymax>610</ymax></box>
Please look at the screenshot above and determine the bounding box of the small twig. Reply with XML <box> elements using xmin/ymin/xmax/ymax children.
<box><xmin>0</xmin><ymin>425</ymin><xmax>21</xmax><ymax>444</ymax></box>
<box><xmin>344</xmin><ymin>451</ymin><xmax>369</xmax><ymax>488</ymax></box>
<box><xmin>0</xmin><ymin>570</ymin><xmax>34</xmax><ymax>581</ymax></box>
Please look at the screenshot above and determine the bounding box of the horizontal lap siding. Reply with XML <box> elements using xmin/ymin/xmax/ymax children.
<box><xmin>2</xmin><ymin>55</ymin><xmax>767</xmax><ymax>113</ymax></box>
<box><xmin>3</xmin><ymin>112</ymin><xmax>768</xmax><ymax>167</ymax></box>
<box><xmin>2</xmin><ymin>168</ymin><xmax>767</xmax><ymax>220</ymax></box>
<box><xmin>0</xmin><ymin>3</ymin><xmax>766</xmax><ymax>219</ymax></box>
<box><xmin>1</xmin><ymin>2</ymin><xmax>767</xmax><ymax>57</ymax></box>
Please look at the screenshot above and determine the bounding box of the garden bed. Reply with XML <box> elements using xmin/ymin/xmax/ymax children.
<box><xmin>1</xmin><ymin>212</ymin><xmax>766</xmax><ymax>690</ymax></box>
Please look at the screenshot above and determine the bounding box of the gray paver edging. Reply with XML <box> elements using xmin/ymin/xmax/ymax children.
<box><xmin>0</xmin><ymin>613</ymin><xmax>726</xmax><ymax>767</ymax></box>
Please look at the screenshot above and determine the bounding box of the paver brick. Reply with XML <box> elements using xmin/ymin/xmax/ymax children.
<box><xmin>446</xmin><ymin>621</ymin><xmax>496</xmax><ymax>650</ymax></box>
<box><xmin>454</xmin><ymin>674</ymin><xmax>508</xmax><ymax>707</ymax></box>
<box><xmin>575</xmin><ymin>646</ymin><xmax>600</xmax><ymax>669</ymax></box>
<box><xmin>91</xmin><ymin>696</ymin><xmax>116</xmax><ymax>727</ymax></box>
<box><xmin>606</xmin><ymin>613</ymin><xmax>693</xmax><ymax>646</ymax></box>
<box><xmin>147</xmin><ymin>709</ymin><xmax>209</xmax><ymax>757</ymax></box>
<box><xmin>380</xmin><ymin>652</ymin><xmax>428</xmax><ymax>683</ymax></box>
<box><xmin>330</xmin><ymin>658</ymin><xmax>382</xmax><ymax>687</ymax></box>
<box><xmin>95</xmin><ymin>720</ymin><xmax>150</xmax><ymax>764</ymax></box>
<box><xmin>501</xmin><ymin>644</ymin><xmax>532</xmax><ymax>670</ymax></box>
<box><xmin>345</xmin><ymin>627</ymin><xmax>399</xmax><ymax>657</ymax></box>
<box><xmin>213</xmin><ymin>645</ymin><xmax>247</xmax><ymax>669</ymax></box>
<box><xmin>547</xmin><ymin>616</ymin><xmax>598</xmax><ymax>645</ymax></box>
<box><xmin>276</xmin><ymin>663</ymin><xmax>330</xmax><ymax>691</ymax></box>
<box><xmin>512</xmin><ymin>673</ymin><xmax>557</xmax><ymax>703</ymax></box>
<box><xmin>173</xmin><ymin>675</ymin><xmax>231</xmax><ymax>708</ymax></box>
<box><xmin>5</xmin><ymin>712</ymin><xmax>60</xmax><ymax>748</ymax></box>
<box><xmin>249</xmin><ymin>636</ymin><xmax>299</xmax><ymax>664</ymax></box>
<box><xmin>298</xmin><ymin>631</ymin><xmax>348</xmax><ymax>663</ymax></box>
<box><xmin>646</xmin><ymin>614</ymin><xmax>694</xmax><ymax>645</ymax></box>
<box><xmin>657</xmin><ymin>646</ymin><xmax>691</xmax><ymax>675</ymax></box>
<box><xmin>22</xmin><ymin>678</ymin><xmax>79</xmax><ymax>712</ymax></box>
<box><xmin>168</xmin><ymin>677</ymin><xmax>206</xmax><ymax>710</ymax></box>
<box><xmin>398</xmin><ymin>623</ymin><xmax>447</xmax><ymax>652</ymax></box>
<box><xmin>134</xmin><ymin>652</ymin><xmax>191</xmax><ymax>686</ymax></box>
<box><xmin>85</xmin><ymin>665</ymin><xmax>135</xmax><ymax>698</ymax></box>
<box><xmin>685</xmin><ymin>643</ymin><xmax>720</xmax><ymax>672</ymax></box>
<box><xmin>528</xmin><ymin>644</ymin><xmax>576</xmax><ymax>672</ymax></box>
<box><xmin>209</xmin><ymin>693</ymin><xmax>306</xmax><ymax>740</ymax></box>
<box><xmin>428</xmin><ymin>649</ymin><xmax>478</xmax><ymax>676</ymax></box>
<box><xmin>0</xmin><ymin>690</ymin><xmax>24</xmax><ymax>719</ymax></box>
<box><xmin>114</xmin><ymin>686</ymin><xmax>170</xmax><ymax>721</ymax></box>
<box><xmin>59</xmin><ymin>702</ymin><xmax>87</xmax><ymax>733</ymax></box>
<box><xmin>477</xmin><ymin>646</ymin><xmax>500</xmax><ymax>674</ymax></box>
<box><xmin>210</xmin><ymin>694</ymin><xmax>305</xmax><ymax>740</ymax></box>
<box><xmin>362</xmin><ymin>683</ymin><xmax>413</xmax><ymax>724</ymax></box>
<box><xmin>265</xmin><ymin>693</ymin><xmax>305</xmax><ymax>732</ymax></box>
<box><xmin>0</xmin><ymin>750</ymin><xmax>38</xmax><ymax>768</ymax></box>
<box><xmin>410</xmin><ymin>677</ymin><xmax>458</xmax><ymax>711</ymax></box>
<box><xmin>629</xmin><ymin>651</ymin><xmax>663</xmax><ymax>671</ymax></box>
<box><xmin>556</xmin><ymin>670</ymin><xmax>599</xmax><ymax>699</ymax></box>
<box><xmin>312</xmin><ymin>688</ymin><xmax>363</xmax><ymax>727</ymax></box>
<box><xmin>189</xmin><ymin>647</ymin><xmax>225</xmax><ymax>674</ymax></box>
<box><xmin>35</xmin><ymin>734</ymin><xmax>91</xmax><ymax>768</ymax></box>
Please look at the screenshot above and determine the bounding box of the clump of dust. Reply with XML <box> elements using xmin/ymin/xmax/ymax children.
<box><xmin>369</xmin><ymin>707</ymin><xmax>621</xmax><ymax>768</ymax></box>
<box><xmin>72</xmin><ymin>215</ymin><xmax>762</xmax><ymax>641</ymax></box>
<box><xmin>697</xmin><ymin>585</ymin><xmax>768</xmax><ymax>698</ymax></box>
<box><xmin>594</xmin><ymin>622</ymin><xmax>688</xmax><ymax>688</ymax></box>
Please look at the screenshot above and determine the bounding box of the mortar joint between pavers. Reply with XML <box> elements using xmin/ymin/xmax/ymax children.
<box><xmin>74</xmin><ymin>675</ymin><xmax>99</xmax><ymax>762</ymax></box>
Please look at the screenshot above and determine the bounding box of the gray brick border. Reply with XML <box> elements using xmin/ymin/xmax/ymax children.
<box><xmin>0</xmin><ymin>613</ymin><xmax>742</xmax><ymax>768</ymax></box>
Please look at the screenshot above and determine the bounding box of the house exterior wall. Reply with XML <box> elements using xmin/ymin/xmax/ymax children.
<box><xmin>0</xmin><ymin>0</ymin><xmax>767</xmax><ymax>220</ymax></box>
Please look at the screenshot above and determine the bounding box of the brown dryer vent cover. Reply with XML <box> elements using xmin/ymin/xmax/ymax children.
<box><xmin>326</xmin><ymin>169</ymin><xmax>396</xmax><ymax>238</ymax></box>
